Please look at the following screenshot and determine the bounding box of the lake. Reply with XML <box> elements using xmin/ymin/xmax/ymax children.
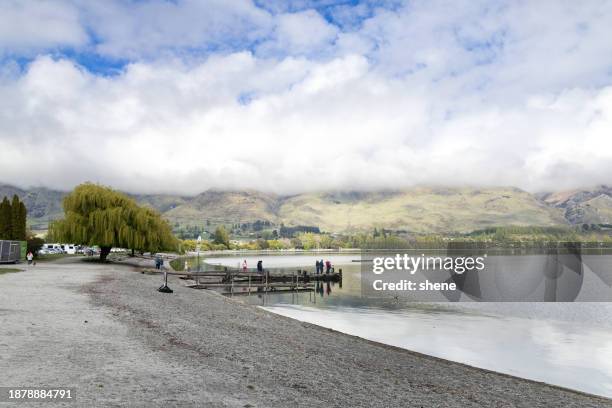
<box><xmin>199</xmin><ymin>252</ymin><xmax>612</xmax><ymax>398</ymax></box>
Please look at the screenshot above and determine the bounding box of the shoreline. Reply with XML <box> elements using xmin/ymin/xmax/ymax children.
<box><xmin>260</xmin><ymin>304</ymin><xmax>609</xmax><ymax>401</ymax></box>
<box><xmin>2</xmin><ymin>260</ymin><xmax>611</xmax><ymax>407</ymax></box>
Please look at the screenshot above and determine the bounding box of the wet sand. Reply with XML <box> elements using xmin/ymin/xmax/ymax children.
<box><xmin>1</xmin><ymin>259</ymin><xmax>611</xmax><ymax>407</ymax></box>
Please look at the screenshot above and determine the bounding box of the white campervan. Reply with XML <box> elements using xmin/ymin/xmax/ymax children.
<box><xmin>42</xmin><ymin>243</ymin><xmax>77</xmax><ymax>254</ymax></box>
<box><xmin>61</xmin><ymin>244</ymin><xmax>77</xmax><ymax>254</ymax></box>
<box><xmin>43</xmin><ymin>243</ymin><xmax>62</xmax><ymax>252</ymax></box>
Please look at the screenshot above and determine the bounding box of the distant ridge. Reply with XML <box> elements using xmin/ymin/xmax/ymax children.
<box><xmin>5</xmin><ymin>183</ymin><xmax>610</xmax><ymax>234</ymax></box>
<box><xmin>540</xmin><ymin>185</ymin><xmax>612</xmax><ymax>225</ymax></box>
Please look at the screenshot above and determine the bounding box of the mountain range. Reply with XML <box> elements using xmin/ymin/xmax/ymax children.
<box><xmin>2</xmin><ymin>183</ymin><xmax>612</xmax><ymax>235</ymax></box>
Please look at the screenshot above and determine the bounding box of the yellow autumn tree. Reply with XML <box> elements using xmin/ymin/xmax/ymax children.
<box><xmin>50</xmin><ymin>183</ymin><xmax>178</xmax><ymax>261</ymax></box>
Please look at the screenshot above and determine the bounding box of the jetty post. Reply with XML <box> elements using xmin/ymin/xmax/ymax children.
<box><xmin>196</xmin><ymin>235</ymin><xmax>202</xmax><ymax>275</ymax></box>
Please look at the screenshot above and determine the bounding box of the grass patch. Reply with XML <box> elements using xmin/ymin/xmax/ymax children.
<box><xmin>35</xmin><ymin>254</ymin><xmax>79</xmax><ymax>263</ymax></box>
<box><xmin>0</xmin><ymin>268</ymin><xmax>23</xmax><ymax>274</ymax></box>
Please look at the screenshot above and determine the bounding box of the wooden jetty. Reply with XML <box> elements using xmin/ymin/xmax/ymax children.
<box><xmin>152</xmin><ymin>266</ymin><xmax>341</xmax><ymax>305</ymax></box>
<box><xmin>159</xmin><ymin>267</ymin><xmax>342</xmax><ymax>296</ymax></box>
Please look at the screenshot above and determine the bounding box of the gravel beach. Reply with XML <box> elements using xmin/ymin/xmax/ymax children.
<box><xmin>1</xmin><ymin>259</ymin><xmax>611</xmax><ymax>407</ymax></box>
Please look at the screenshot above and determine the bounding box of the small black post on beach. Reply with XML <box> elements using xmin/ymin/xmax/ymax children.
<box><xmin>158</xmin><ymin>266</ymin><xmax>173</xmax><ymax>293</ymax></box>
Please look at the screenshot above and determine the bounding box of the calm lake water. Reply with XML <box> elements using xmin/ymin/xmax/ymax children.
<box><xmin>201</xmin><ymin>252</ymin><xmax>612</xmax><ymax>398</ymax></box>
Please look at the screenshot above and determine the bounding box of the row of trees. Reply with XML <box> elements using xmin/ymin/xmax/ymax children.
<box><xmin>173</xmin><ymin>224</ymin><xmax>209</xmax><ymax>240</ymax></box>
<box><xmin>50</xmin><ymin>184</ymin><xmax>179</xmax><ymax>261</ymax></box>
<box><xmin>180</xmin><ymin>230</ymin><xmax>414</xmax><ymax>251</ymax></box>
<box><xmin>0</xmin><ymin>195</ymin><xmax>27</xmax><ymax>241</ymax></box>
<box><xmin>179</xmin><ymin>224</ymin><xmax>612</xmax><ymax>252</ymax></box>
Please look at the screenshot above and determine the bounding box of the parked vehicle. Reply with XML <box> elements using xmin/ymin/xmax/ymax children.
<box><xmin>42</xmin><ymin>243</ymin><xmax>63</xmax><ymax>253</ymax></box>
<box><xmin>61</xmin><ymin>244</ymin><xmax>77</xmax><ymax>254</ymax></box>
<box><xmin>41</xmin><ymin>243</ymin><xmax>80</xmax><ymax>255</ymax></box>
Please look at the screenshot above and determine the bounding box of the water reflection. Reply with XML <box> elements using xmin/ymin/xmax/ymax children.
<box><xmin>203</xmin><ymin>253</ymin><xmax>612</xmax><ymax>398</ymax></box>
<box><xmin>267</xmin><ymin>304</ymin><xmax>612</xmax><ymax>398</ymax></box>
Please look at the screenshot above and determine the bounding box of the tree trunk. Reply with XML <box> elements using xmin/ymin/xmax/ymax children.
<box><xmin>100</xmin><ymin>246</ymin><xmax>112</xmax><ymax>262</ymax></box>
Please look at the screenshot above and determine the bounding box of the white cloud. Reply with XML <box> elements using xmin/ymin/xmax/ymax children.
<box><xmin>0</xmin><ymin>0</ymin><xmax>87</xmax><ymax>54</ymax></box>
<box><xmin>2</xmin><ymin>51</ymin><xmax>612</xmax><ymax>195</ymax></box>
<box><xmin>1</xmin><ymin>1</ymin><xmax>612</xmax><ymax>194</ymax></box>
<box><xmin>256</xmin><ymin>10</ymin><xmax>339</xmax><ymax>56</ymax></box>
<box><xmin>80</xmin><ymin>0</ymin><xmax>273</xmax><ymax>59</ymax></box>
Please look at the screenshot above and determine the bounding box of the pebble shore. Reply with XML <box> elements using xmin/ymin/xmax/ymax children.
<box><xmin>1</xmin><ymin>259</ymin><xmax>611</xmax><ymax>407</ymax></box>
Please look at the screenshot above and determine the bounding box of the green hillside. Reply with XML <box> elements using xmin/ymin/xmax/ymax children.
<box><xmin>0</xmin><ymin>183</ymin><xmax>577</xmax><ymax>235</ymax></box>
<box><xmin>163</xmin><ymin>190</ymin><xmax>279</xmax><ymax>227</ymax></box>
<box><xmin>278</xmin><ymin>187</ymin><xmax>566</xmax><ymax>233</ymax></box>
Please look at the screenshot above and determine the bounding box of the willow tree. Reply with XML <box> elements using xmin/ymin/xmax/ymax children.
<box><xmin>50</xmin><ymin>183</ymin><xmax>178</xmax><ymax>261</ymax></box>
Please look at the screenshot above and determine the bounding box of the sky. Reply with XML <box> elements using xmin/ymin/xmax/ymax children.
<box><xmin>1</xmin><ymin>0</ymin><xmax>612</xmax><ymax>195</ymax></box>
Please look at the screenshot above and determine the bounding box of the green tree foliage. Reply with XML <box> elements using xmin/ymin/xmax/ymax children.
<box><xmin>27</xmin><ymin>235</ymin><xmax>45</xmax><ymax>255</ymax></box>
<box><xmin>0</xmin><ymin>197</ymin><xmax>11</xmax><ymax>239</ymax></box>
<box><xmin>181</xmin><ymin>239</ymin><xmax>208</xmax><ymax>252</ymax></box>
<box><xmin>11</xmin><ymin>195</ymin><xmax>27</xmax><ymax>241</ymax></box>
<box><xmin>49</xmin><ymin>183</ymin><xmax>178</xmax><ymax>261</ymax></box>
<box><xmin>255</xmin><ymin>238</ymin><xmax>269</xmax><ymax>249</ymax></box>
<box><xmin>267</xmin><ymin>239</ymin><xmax>289</xmax><ymax>250</ymax></box>
<box><xmin>173</xmin><ymin>224</ymin><xmax>208</xmax><ymax>240</ymax></box>
<box><xmin>296</xmin><ymin>232</ymin><xmax>319</xmax><ymax>250</ymax></box>
<box><xmin>319</xmin><ymin>234</ymin><xmax>335</xmax><ymax>249</ymax></box>
<box><xmin>0</xmin><ymin>195</ymin><xmax>27</xmax><ymax>240</ymax></box>
<box><xmin>212</xmin><ymin>225</ymin><xmax>230</xmax><ymax>248</ymax></box>
<box><xmin>19</xmin><ymin>202</ymin><xmax>27</xmax><ymax>239</ymax></box>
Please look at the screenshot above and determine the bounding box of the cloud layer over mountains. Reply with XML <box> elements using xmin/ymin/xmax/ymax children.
<box><xmin>1</xmin><ymin>1</ymin><xmax>612</xmax><ymax>194</ymax></box>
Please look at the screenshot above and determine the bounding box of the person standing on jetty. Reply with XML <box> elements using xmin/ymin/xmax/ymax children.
<box><xmin>257</xmin><ymin>260</ymin><xmax>263</xmax><ymax>273</ymax></box>
<box><xmin>325</xmin><ymin>260</ymin><xmax>332</xmax><ymax>274</ymax></box>
<box><xmin>315</xmin><ymin>260</ymin><xmax>320</xmax><ymax>274</ymax></box>
<box><xmin>242</xmin><ymin>259</ymin><xmax>248</xmax><ymax>272</ymax></box>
